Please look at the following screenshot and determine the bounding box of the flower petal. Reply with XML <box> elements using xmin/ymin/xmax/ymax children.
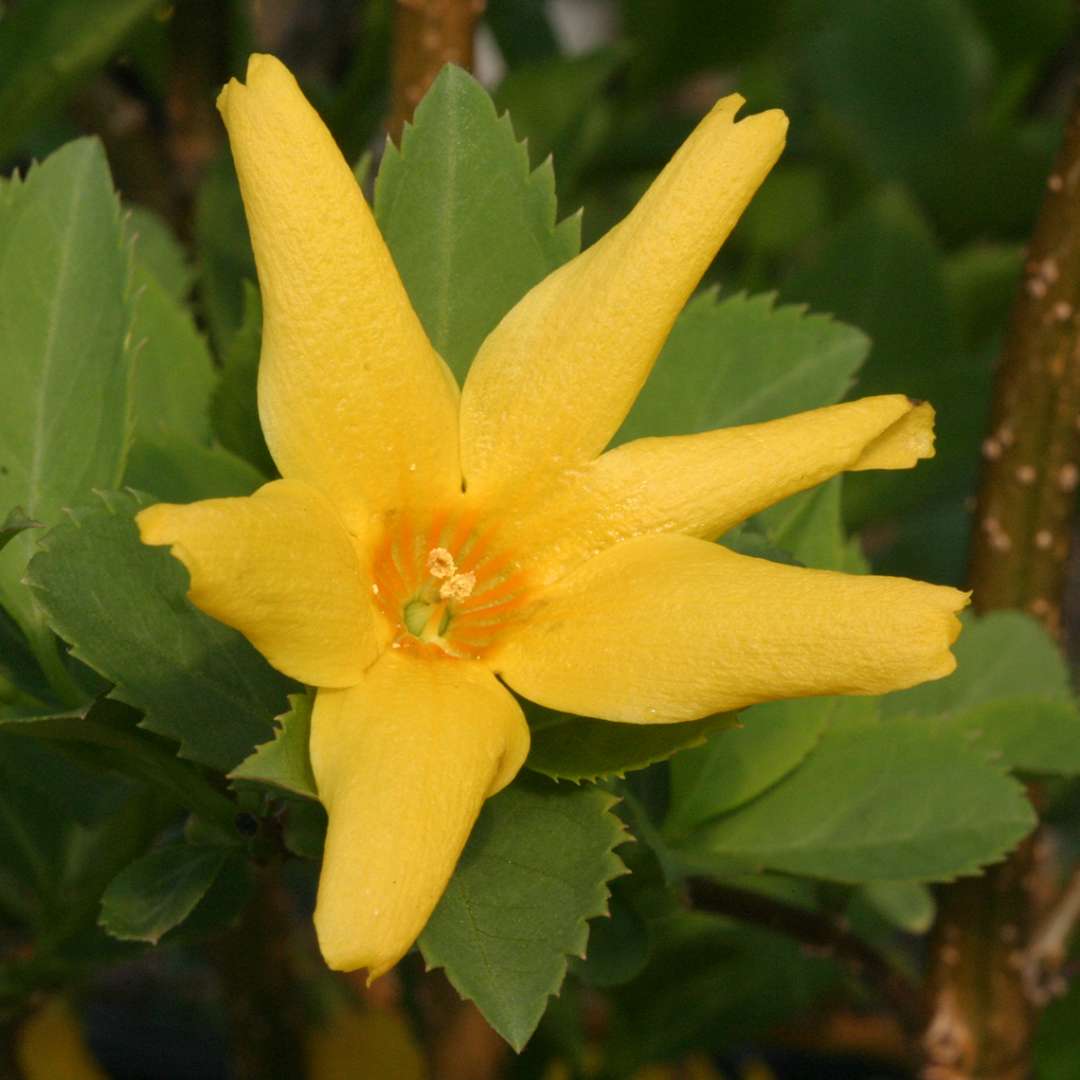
<box><xmin>460</xmin><ymin>94</ymin><xmax>787</xmax><ymax>500</ymax></box>
<box><xmin>493</xmin><ymin>534</ymin><xmax>967</xmax><ymax>722</ymax></box>
<box><xmin>496</xmin><ymin>396</ymin><xmax>934</xmax><ymax>585</ymax></box>
<box><xmin>310</xmin><ymin>652</ymin><xmax>530</xmax><ymax>977</ymax></box>
<box><xmin>217</xmin><ymin>54</ymin><xmax>460</xmax><ymax>524</ymax></box>
<box><xmin>137</xmin><ymin>480</ymin><xmax>379</xmax><ymax>687</ymax></box>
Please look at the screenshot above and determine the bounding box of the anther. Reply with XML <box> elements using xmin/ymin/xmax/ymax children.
<box><xmin>427</xmin><ymin>547</ymin><xmax>457</xmax><ymax>579</ymax></box>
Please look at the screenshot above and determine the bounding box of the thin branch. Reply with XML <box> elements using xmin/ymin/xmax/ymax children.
<box><xmin>686</xmin><ymin>879</ymin><xmax>924</xmax><ymax>1037</ymax></box>
<box><xmin>388</xmin><ymin>0</ymin><xmax>486</xmax><ymax>142</ymax></box>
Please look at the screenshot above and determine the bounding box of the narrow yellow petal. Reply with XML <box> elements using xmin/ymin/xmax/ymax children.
<box><xmin>310</xmin><ymin>652</ymin><xmax>530</xmax><ymax>977</ymax></box>
<box><xmin>218</xmin><ymin>54</ymin><xmax>460</xmax><ymax>524</ymax></box>
<box><xmin>137</xmin><ymin>480</ymin><xmax>380</xmax><ymax>687</ymax></box>
<box><xmin>493</xmin><ymin>395</ymin><xmax>934</xmax><ymax>585</ymax></box>
<box><xmin>16</xmin><ymin>999</ymin><xmax>107</xmax><ymax>1080</ymax></box>
<box><xmin>493</xmin><ymin>534</ymin><xmax>967</xmax><ymax>722</ymax></box>
<box><xmin>460</xmin><ymin>95</ymin><xmax>787</xmax><ymax>501</ymax></box>
<box><xmin>307</xmin><ymin>1005</ymin><xmax>427</xmax><ymax>1080</ymax></box>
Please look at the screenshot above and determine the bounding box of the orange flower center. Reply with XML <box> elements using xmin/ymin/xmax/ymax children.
<box><xmin>370</xmin><ymin>509</ymin><xmax>530</xmax><ymax>660</ymax></box>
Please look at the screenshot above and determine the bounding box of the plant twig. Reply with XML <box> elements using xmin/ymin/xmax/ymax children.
<box><xmin>687</xmin><ymin>879</ymin><xmax>924</xmax><ymax>1037</ymax></box>
<box><xmin>923</xmin><ymin>84</ymin><xmax>1080</xmax><ymax>1080</ymax></box>
<box><xmin>388</xmin><ymin>0</ymin><xmax>485</xmax><ymax>142</ymax></box>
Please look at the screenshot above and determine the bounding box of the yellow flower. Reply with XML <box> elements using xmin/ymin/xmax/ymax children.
<box><xmin>137</xmin><ymin>55</ymin><xmax>966</xmax><ymax>979</ymax></box>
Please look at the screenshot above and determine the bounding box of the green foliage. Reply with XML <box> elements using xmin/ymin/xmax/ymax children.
<box><xmin>0</xmin><ymin>0</ymin><xmax>160</xmax><ymax>162</ymax></box>
<box><xmin>685</xmin><ymin>716</ymin><xmax>1034</xmax><ymax>882</ymax></box>
<box><xmin>209</xmin><ymin>283</ymin><xmax>275</xmax><ymax>477</ymax></box>
<box><xmin>126</xmin><ymin>206</ymin><xmax>194</xmax><ymax>298</ymax></box>
<box><xmin>0</xmin><ymin>138</ymin><xmax>135</xmax><ymax>640</ymax></box>
<box><xmin>99</xmin><ymin>844</ymin><xmax>237</xmax><ymax>944</ymax></box>
<box><xmin>0</xmin><ymin>508</ymin><xmax>39</xmax><ymax>555</ymax></box>
<box><xmin>420</xmin><ymin>775</ymin><xmax>628</xmax><ymax>1050</ymax></box>
<box><xmin>375</xmin><ymin>65</ymin><xmax>580</xmax><ymax>382</ymax></box>
<box><xmin>615</xmin><ymin>290</ymin><xmax>868</xmax><ymax>444</ymax></box>
<box><xmin>525</xmin><ymin>703</ymin><xmax>735</xmax><ymax>783</ymax></box>
<box><xmin>230</xmin><ymin>693</ymin><xmax>317</xmax><ymax>799</ymax></box>
<box><xmin>194</xmin><ymin>156</ymin><xmax>255</xmax><ymax>354</ymax></box>
<box><xmin>666</xmin><ymin>697</ymin><xmax>831</xmax><ymax>835</ymax></box>
<box><xmin>27</xmin><ymin>490</ymin><xmax>292</xmax><ymax>771</ymax></box>
<box><xmin>884</xmin><ymin>611</ymin><xmax>1080</xmax><ymax>775</ymax></box>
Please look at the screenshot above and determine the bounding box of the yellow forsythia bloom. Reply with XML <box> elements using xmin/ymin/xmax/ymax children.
<box><xmin>16</xmin><ymin>998</ymin><xmax>107</xmax><ymax>1080</ymax></box>
<box><xmin>138</xmin><ymin>55</ymin><xmax>966</xmax><ymax>979</ymax></box>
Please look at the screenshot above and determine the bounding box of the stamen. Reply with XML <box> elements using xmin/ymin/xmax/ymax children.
<box><xmin>426</xmin><ymin>547</ymin><xmax>456</xmax><ymax>579</ymax></box>
<box><xmin>439</xmin><ymin>571</ymin><xmax>476</xmax><ymax>601</ymax></box>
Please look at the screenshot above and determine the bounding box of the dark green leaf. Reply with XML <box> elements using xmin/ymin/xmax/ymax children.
<box><xmin>230</xmin><ymin>693</ymin><xmax>317</xmax><ymax>799</ymax></box>
<box><xmin>525</xmin><ymin>702</ymin><xmax>735</xmax><ymax>783</ymax></box>
<box><xmin>754</xmin><ymin>476</ymin><xmax>866</xmax><ymax>573</ymax></box>
<box><xmin>883</xmin><ymin>612</ymin><xmax>1080</xmax><ymax>775</ymax></box>
<box><xmin>124</xmin><ymin>435</ymin><xmax>264</xmax><ymax>503</ymax></box>
<box><xmin>885</xmin><ymin>611</ymin><xmax>1070</xmax><ymax>716</ymax></box>
<box><xmin>485</xmin><ymin>0</ymin><xmax>559</xmax><ymax>66</ymax></box>
<box><xmin>0</xmin><ymin>0</ymin><xmax>161</xmax><ymax>161</ymax></box>
<box><xmin>27</xmin><ymin>490</ymin><xmax>291</xmax><ymax>771</ymax></box>
<box><xmin>420</xmin><ymin>775</ymin><xmax>627</xmax><ymax>1049</ymax></box>
<box><xmin>614</xmin><ymin>290</ymin><xmax>868</xmax><ymax>445</ymax></box>
<box><xmin>375</xmin><ymin>65</ymin><xmax>580</xmax><ymax>382</ymax></box>
<box><xmin>127</xmin><ymin>206</ymin><xmax>194</xmax><ymax>300</ymax></box>
<box><xmin>99</xmin><ymin>844</ymin><xmax>233</xmax><ymax>944</ymax></box>
<box><xmin>687</xmin><ymin>718</ymin><xmax>1035</xmax><ymax>882</ymax></box>
<box><xmin>0</xmin><ymin>139</ymin><xmax>134</xmax><ymax>640</ymax></box>
<box><xmin>0</xmin><ymin>508</ymin><xmax>39</xmax><ymax>554</ymax></box>
<box><xmin>494</xmin><ymin>46</ymin><xmax>629</xmax><ymax>167</ymax></box>
<box><xmin>801</xmin><ymin>0</ymin><xmax>989</xmax><ymax>175</ymax></box>
<box><xmin>858</xmin><ymin>880</ymin><xmax>935</xmax><ymax>934</ymax></box>
<box><xmin>209</xmin><ymin>282</ymin><xmax>274</xmax><ymax>477</ymax></box>
<box><xmin>666</xmin><ymin>697</ymin><xmax>832</xmax><ymax>836</ymax></box>
<box><xmin>194</xmin><ymin>155</ymin><xmax>255</xmax><ymax>354</ymax></box>
<box><xmin>130</xmin><ymin>265</ymin><xmax>215</xmax><ymax>446</ymax></box>
<box><xmin>785</xmin><ymin>188</ymin><xmax>978</xmax><ymax>523</ymax></box>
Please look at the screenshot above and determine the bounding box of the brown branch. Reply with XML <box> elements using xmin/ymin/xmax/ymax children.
<box><xmin>923</xmin><ymin>85</ymin><xmax>1080</xmax><ymax>1080</ymax></box>
<box><xmin>687</xmin><ymin>879</ymin><xmax>925</xmax><ymax>1038</ymax></box>
<box><xmin>388</xmin><ymin>0</ymin><xmax>485</xmax><ymax>142</ymax></box>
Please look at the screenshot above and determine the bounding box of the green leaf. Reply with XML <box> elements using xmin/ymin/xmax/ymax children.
<box><xmin>859</xmin><ymin>880</ymin><xmax>936</xmax><ymax>934</ymax></box>
<box><xmin>375</xmin><ymin>65</ymin><xmax>580</xmax><ymax>382</ymax></box>
<box><xmin>883</xmin><ymin>612</ymin><xmax>1080</xmax><ymax>775</ymax></box>
<box><xmin>885</xmin><ymin>611</ymin><xmax>1070</xmax><ymax>715</ymax></box>
<box><xmin>686</xmin><ymin>718</ymin><xmax>1035</xmax><ymax>882</ymax></box>
<box><xmin>0</xmin><ymin>0</ymin><xmax>160</xmax><ymax>161</ymax></box>
<box><xmin>209</xmin><ymin>283</ymin><xmax>275</xmax><ymax>477</ymax></box>
<box><xmin>0</xmin><ymin>508</ymin><xmax>39</xmax><ymax>555</ymax></box>
<box><xmin>0</xmin><ymin>138</ymin><xmax>135</xmax><ymax>638</ymax></box>
<box><xmin>754</xmin><ymin>476</ymin><xmax>866</xmax><ymax>573</ymax></box>
<box><xmin>785</xmin><ymin>189</ymin><xmax>978</xmax><ymax>523</ymax></box>
<box><xmin>123</xmin><ymin>435</ymin><xmax>264</xmax><ymax>503</ymax></box>
<box><xmin>127</xmin><ymin>206</ymin><xmax>194</xmax><ymax>300</ymax></box>
<box><xmin>420</xmin><ymin>775</ymin><xmax>628</xmax><ymax>1049</ymax></box>
<box><xmin>230</xmin><ymin>694</ymin><xmax>317</xmax><ymax>799</ymax></box>
<box><xmin>99</xmin><ymin>844</ymin><xmax>233</xmax><ymax>944</ymax></box>
<box><xmin>524</xmin><ymin>703</ymin><xmax>735</xmax><ymax>783</ymax></box>
<box><xmin>129</xmin><ymin>266</ymin><xmax>216</xmax><ymax>446</ymax></box>
<box><xmin>27</xmin><ymin>490</ymin><xmax>292</xmax><ymax>771</ymax></box>
<box><xmin>194</xmin><ymin>155</ymin><xmax>256</xmax><ymax>353</ymax></box>
<box><xmin>614</xmin><ymin>291</ymin><xmax>868</xmax><ymax>445</ymax></box>
<box><xmin>666</xmin><ymin>697</ymin><xmax>832</xmax><ymax>836</ymax></box>
<box><xmin>801</xmin><ymin>0</ymin><xmax>990</xmax><ymax>175</ymax></box>
<box><xmin>494</xmin><ymin>45</ymin><xmax>629</xmax><ymax>166</ymax></box>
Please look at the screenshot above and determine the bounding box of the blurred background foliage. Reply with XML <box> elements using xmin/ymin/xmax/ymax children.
<box><xmin>1</xmin><ymin>0</ymin><xmax>1079</xmax><ymax>1077</ymax></box>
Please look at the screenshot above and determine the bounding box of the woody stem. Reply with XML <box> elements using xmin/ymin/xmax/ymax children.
<box><xmin>922</xmin><ymin>81</ymin><xmax>1080</xmax><ymax>1080</ymax></box>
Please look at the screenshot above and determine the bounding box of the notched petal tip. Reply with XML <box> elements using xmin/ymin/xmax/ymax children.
<box><xmin>852</xmin><ymin>397</ymin><xmax>938</xmax><ymax>471</ymax></box>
